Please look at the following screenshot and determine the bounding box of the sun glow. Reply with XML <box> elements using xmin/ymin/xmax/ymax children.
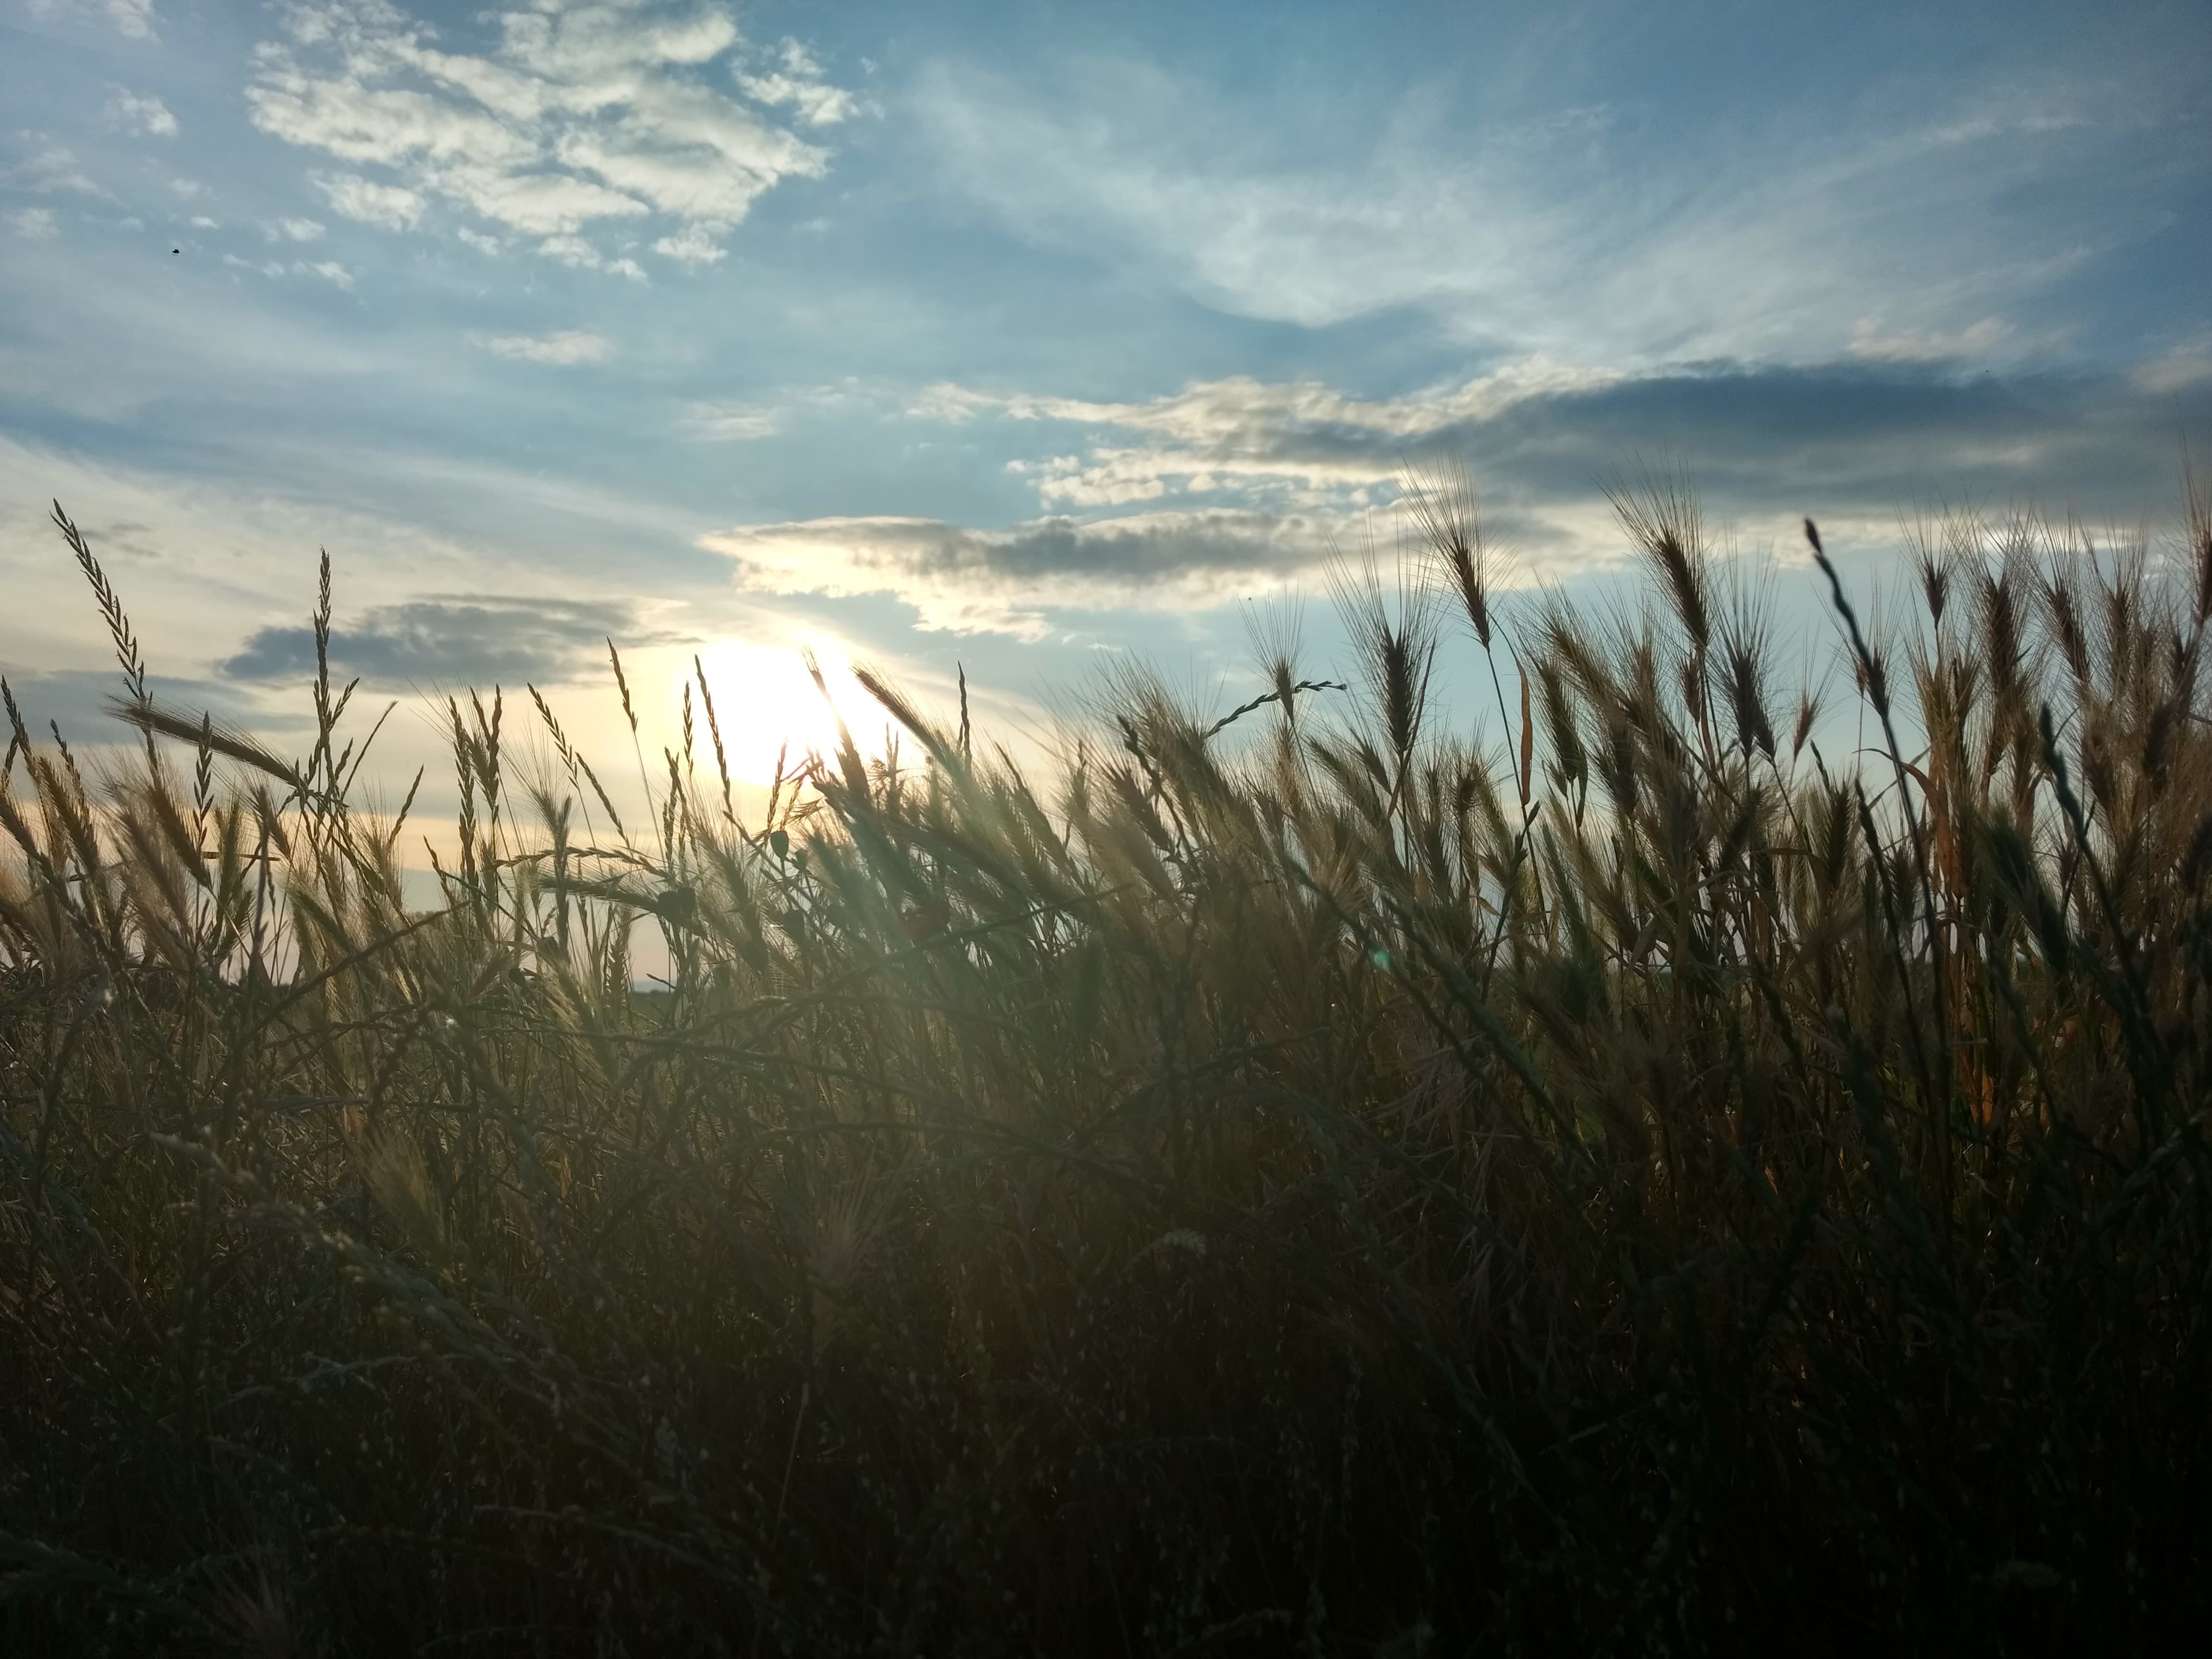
<box><xmin>679</xmin><ymin>636</ymin><xmax>882</xmax><ymax>790</ymax></box>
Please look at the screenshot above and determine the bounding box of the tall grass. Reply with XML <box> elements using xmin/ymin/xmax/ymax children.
<box><xmin>2</xmin><ymin>476</ymin><xmax>2209</xmax><ymax>1655</ymax></box>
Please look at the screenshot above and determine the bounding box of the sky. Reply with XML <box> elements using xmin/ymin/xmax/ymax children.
<box><xmin>2</xmin><ymin>0</ymin><xmax>2209</xmax><ymax>816</ymax></box>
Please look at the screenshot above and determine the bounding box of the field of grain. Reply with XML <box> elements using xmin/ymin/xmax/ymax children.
<box><xmin>4</xmin><ymin>476</ymin><xmax>2209</xmax><ymax>1653</ymax></box>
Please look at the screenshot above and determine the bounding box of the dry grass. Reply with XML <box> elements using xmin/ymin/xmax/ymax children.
<box><xmin>2</xmin><ymin>476</ymin><xmax>2210</xmax><ymax>1654</ymax></box>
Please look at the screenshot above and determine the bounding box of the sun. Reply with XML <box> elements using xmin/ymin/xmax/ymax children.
<box><xmin>679</xmin><ymin>636</ymin><xmax>880</xmax><ymax>789</ymax></box>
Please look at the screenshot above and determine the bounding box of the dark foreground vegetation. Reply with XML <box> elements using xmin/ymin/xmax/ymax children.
<box><xmin>3</xmin><ymin>474</ymin><xmax>2211</xmax><ymax>1655</ymax></box>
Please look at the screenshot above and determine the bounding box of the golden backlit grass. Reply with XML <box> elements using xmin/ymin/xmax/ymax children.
<box><xmin>3</xmin><ymin>473</ymin><xmax>2210</xmax><ymax>1654</ymax></box>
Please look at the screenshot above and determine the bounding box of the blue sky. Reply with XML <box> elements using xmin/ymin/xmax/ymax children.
<box><xmin>2</xmin><ymin>0</ymin><xmax>2209</xmax><ymax>797</ymax></box>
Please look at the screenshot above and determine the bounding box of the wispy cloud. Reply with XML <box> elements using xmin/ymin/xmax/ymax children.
<box><xmin>925</xmin><ymin>360</ymin><xmax>1623</xmax><ymax>508</ymax></box>
<box><xmin>748</xmin><ymin>358</ymin><xmax>2212</xmax><ymax>636</ymax></box>
<box><xmin>705</xmin><ymin>509</ymin><xmax>1338</xmax><ymax>637</ymax></box>
<box><xmin>247</xmin><ymin>0</ymin><xmax>850</xmax><ymax>272</ymax></box>
<box><xmin>6</xmin><ymin>0</ymin><xmax>2205</xmax><ymax>711</ymax></box>
<box><xmin>312</xmin><ymin>171</ymin><xmax>425</xmax><ymax>229</ymax></box>
<box><xmin>477</xmin><ymin>329</ymin><xmax>612</xmax><ymax>364</ymax></box>
<box><xmin>2133</xmin><ymin>339</ymin><xmax>2212</xmax><ymax>395</ymax></box>
<box><xmin>227</xmin><ymin>255</ymin><xmax>357</xmax><ymax>287</ymax></box>
<box><xmin>684</xmin><ymin>401</ymin><xmax>782</xmax><ymax>440</ymax></box>
<box><xmin>225</xmin><ymin>594</ymin><xmax>667</xmax><ymax>687</ymax></box>
<box><xmin>28</xmin><ymin>0</ymin><xmax>157</xmax><ymax>40</ymax></box>
<box><xmin>538</xmin><ymin>233</ymin><xmax>646</xmax><ymax>281</ymax></box>
<box><xmin>909</xmin><ymin>57</ymin><xmax>2181</xmax><ymax>368</ymax></box>
<box><xmin>736</xmin><ymin>38</ymin><xmax>862</xmax><ymax>127</ymax></box>
<box><xmin>1848</xmin><ymin>317</ymin><xmax>2013</xmax><ymax>363</ymax></box>
<box><xmin>650</xmin><ymin>222</ymin><xmax>726</xmax><ymax>265</ymax></box>
<box><xmin>5</xmin><ymin>144</ymin><xmax>104</xmax><ymax>197</ymax></box>
<box><xmin>103</xmin><ymin>89</ymin><xmax>178</xmax><ymax>139</ymax></box>
<box><xmin>922</xmin><ymin>357</ymin><xmax>2212</xmax><ymax>530</ymax></box>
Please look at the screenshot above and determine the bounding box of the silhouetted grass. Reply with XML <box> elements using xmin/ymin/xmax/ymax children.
<box><xmin>3</xmin><ymin>475</ymin><xmax>2210</xmax><ymax>1655</ymax></box>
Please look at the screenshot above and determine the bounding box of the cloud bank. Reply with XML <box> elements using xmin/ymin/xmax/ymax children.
<box><xmin>248</xmin><ymin>0</ymin><xmax>853</xmax><ymax>272</ymax></box>
<box><xmin>911</xmin><ymin>55</ymin><xmax>2195</xmax><ymax>367</ymax></box>
<box><xmin>718</xmin><ymin>358</ymin><xmax>2212</xmax><ymax>637</ymax></box>
<box><xmin>477</xmin><ymin>329</ymin><xmax>611</xmax><ymax>363</ymax></box>
<box><xmin>225</xmin><ymin>595</ymin><xmax>670</xmax><ymax>688</ymax></box>
<box><xmin>104</xmin><ymin>90</ymin><xmax>178</xmax><ymax>139</ymax></box>
<box><xmin>704</xmin><ymin>509</ymin><xmax>1338</xmax><ymax>637</ymax></box>
<box><xmin>945</xmin><ymin>359</ymin><xmax>2212</xmax><ymax>520</ymax></box>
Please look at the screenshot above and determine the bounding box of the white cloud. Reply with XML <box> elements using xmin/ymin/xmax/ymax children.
<box><xmin>104</xmin><ymin>89</ymin><xmax>178</xmax><ymax>138</ymax></box>
<box><xmin>0</xmin><ymin>434</ymin><xmax>704</xmax><ymax>822</ymax></box>
<box><xmin>7</xmin><ymin>145</ymin><xmax>103</xmax><ymax>197</ymax></box>
<box><xmin>9</xmin><ymin>207</ymin><xmax>59</xmax><ymax>240</ymax></box>
<box><xmin>736</xmin><ymin>38</ymin><xmax>859</xmax><ymax>127</ymax></box>
<box><xmin>537</xmin><ymin>233</ymin><xmax>646</xmax><ymax>280</ymax></box>
<box><xmin>455</xmin><ymin>226</ymin><xmax>503</xmax><ymax>253</ymax></box>
<box><xmin>264</xmin><ymin>216</ymin><xmax>328</xmax><ymax>242</ymax></box>
<box><xmin>907</xmin><ymin>382</ymin><xmax>998</xmax><ymax>424</ymax></box>
<box><xmin>477</xmin><ymin>328</ymin><xmax>613</xmax><ymax>364</ymax></box>
<box><xmin>651</xmin><ymin>221</ymin><xmax>727</xmax><ymax>264</ymax></box>
<box><xmin>714</xmin><ymin>348</ymin><xmax>2212</xmax><ymax>636</ymax></box>
<box><xmin>438</xmin><ymin>168</ymin><xmax>645</xmax><ymax>238</ymax></box>
<box><xmin>313</xmin><ymin>171</ymin><xmax>425</xmax><ymax>229</ymax></box>
<box><xmin>924</xmin><ymin>360</ymin><xmax>1623</xmax><ymax>509</ymax></box>
<box><xmin>703</xmin><ymin>509</ymin><xmax>1339</xmax><ymax>637</ymax></box>
<box><xmin>877</xmin><ymin>352</ymin><xmax>2212</xmax><ymax>633</ymax></box>
<box><xmin>188</xmin><ymin>215</ymin><xmax>218</xmax><ymax>228</ymax></box>
<box><xmin>535</xmin><ymin>232</ymin><xmax>596</xmax><ymax>265</ymax></box>
<box><xmin>2133</xmin><ymin>340</ymin><xmax>2212</xmax><ymax>395</ymax></box>
<box><xmin>910</xmin><ymin>59</ymin><xmax>2159</xmax><ymax>368</ymax></box>
<box><xmin>168</xmin><ymin>178</ymin><xmax>204</xmax><ymax>199</ymax></box>
<box><xmin>683</xmin><ymin>401</ymin><xmax>781</xmax><ymax>440</ymax></box>
<box><xmin>249</xmin><ymin>2</ymin><xmax>847</xmax><ymax>271</ymax></box>
<box><xmin>1847</xmin><ymin>316</ymin><xmax>2011</xmax><ymax>363</ymax></box>
<box><xmin>234</xmin><ymin>255</ymin><xmax>355</xmax><ymax>287</ymax></box>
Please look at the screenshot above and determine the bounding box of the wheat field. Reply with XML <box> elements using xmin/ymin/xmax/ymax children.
<box><xmin>3</xmin><ymin>472</ymin><xmax>2209</xmax><ymax>1653</ymax></box>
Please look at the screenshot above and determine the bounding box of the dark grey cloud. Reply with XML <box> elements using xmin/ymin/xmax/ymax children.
<box><xmin>972</xmin><ymin>357</ymin><xmax>2212</xmax><ymax>548</ymax></box>
<box><xmin>914</xmin><ymin>512</ymin><xmax>1326</xmax><ymax>581</ymax></box>
<box><xmin>719</xmin><ymin>359</ymin><xmax>2212</xmax><ymax>636</ymax></box>
<box><xmin>1012</xmin><ymin>361</ymin><xmax>2212</xmax><ymax>516</ymax></box>
<box><xmin>704</xmin><ymin>509</ymin><xmax>1335</xmax><ymax>637</ymax></box>
<box><xmin>1446</xmin><ymin>363</ymin><xmax>2212</xmax><ymax>523</ymax></box>
<box><xmin>0</xmin><ymin>670</ymin><xmax>289</xmax><ymax>747</ymax></box>
<box><xmin>223</xmin><ymin>596</ymin><xmax>674</xmax><ymax>690</ymax></box>
<box><xmin>78</xmin><ymin>516</ymin><xmax>162</xmax><ymax>560</ymax></box>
